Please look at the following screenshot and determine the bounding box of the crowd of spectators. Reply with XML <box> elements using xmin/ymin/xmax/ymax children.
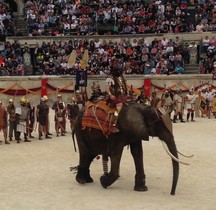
<box><xmin>0</xmin><ymin>0</ymin><xmax>15</xmax><ymax>39</ymax></box>
<box><xmin>0</xmin><ymin>36</ymin><xmax>187</xmax><ymax>76</ymax></box>
<box><xmin>0</xmin><ymin>0</ymin><xmax>215</xmax><ymax>76</ymax></box>
<box><xmin>200</xmin><ymin>35</ymin><xmax>216</xmax><ymax>74</ymax></box>
<box><xmin>23</xmin><ymin>0</ymin><xmax>216</xmax><ymax>37</ymax></box>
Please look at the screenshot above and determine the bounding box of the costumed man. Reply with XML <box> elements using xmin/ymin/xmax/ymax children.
<box><xmin>199</xmin><ymin>86</ymin><xmax>209</xmax><ymax>118</ymax></box>
<box><xmin>67</xmin><ymin>96</ymin><xmax>80</xmax><ymax>131</ymax></box>
<box><xmin>161</xmin><ymin>89</ymin><xmax>174</xmax><ymax>117</ymax></box>
<box><xmin>150</xmin><ymin>91</ymin><xmax>160</xmax><ymax>108</ymax></box>
<box><xmin>7</xmin><ymin>99</ymin><xmax>16</xmax><ymax>141</ymax></box>
<box><xmin>184</xmin><ymin>87</ymin><xmax>199</xmax><ymax>122</ymax></box>
<box><xmin>52</xmin><ymin>94</ymin><xmax>66</xmax><ymax>134</ymax></box>
<box><xmin>206</xmin><ymin>89</ymin><xmax>216</xmax><ymax>119</ymax></box>
<box><xmin>75</xmin><ymin>90</ymin><xmax>85</xmax><ymax>111</ymax></box>
<box><xmin>26</xmin><ymin>99</ymin><xmax>35</xmax><ymax>138</ymax></box>
<box><xmin>15</xmin><ymin>97</ymin><xmax>31</xmax><ymax>143</ymax></box>
<box><xmin>43</xmin><ymin>95</ymin><xmax>52</xmax><ymax>136</ymax></box>
<box><xmin>0</xmin><ymin>101</ymin><xmax>10</xmax><ymax>144</ymax></box>
<box><xmin>103</xmin><ymin>58</ymin><xmax>128</xmax><ymax>175</ymax></box>
<box><xmin>173</xmin><ymin>89</ymin><xmax>185</xmax><ymax>123</ymax></box>
<box><xmin>36</xmin><ymin>97</ymin><xmax>51</xmax><ymax>140</ymax></box>
<box><xmin>136</xmin><ymin>89</ymin><xmax>149</xmax><ymax>104</ymax></box>
<box><xmin>55</xmin><ymin>101</ymin><xmax>66</xmax><ymax>137</ymax></box>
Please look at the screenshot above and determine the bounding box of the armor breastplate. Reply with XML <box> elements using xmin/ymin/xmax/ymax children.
<box><xmin>20</xmin><ymin>106</ymin><xmax>28</xmax><ymax>120</ymax></box>
<box><xmin>57</xmin><ymin>109</ymin><xmax>63</xmax><ymax>117</ymax></box>
<box><xmin>8</xmin><ymin>107</ymin><xmax>16</xmax><ymax>119</ymax></box>
<box><xmin>112</xmin><ymin>75</ymin><xmax>127</xmax><ymax>95</ymax></box>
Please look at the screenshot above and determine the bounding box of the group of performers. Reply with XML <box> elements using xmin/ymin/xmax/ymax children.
<box><xmin>0</xmin><ymin>90</ymin><xmax>86</xmax><ymax>144</ymax></box>
<box><xmin>155</xmin><ymin>85</ymin><xmax>216</xmax><ymax>123</ymax></box>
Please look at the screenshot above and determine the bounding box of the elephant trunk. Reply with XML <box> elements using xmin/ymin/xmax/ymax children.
<box><xmin>155</xmin><ymin>111</ymin><xmax>179</xmax><ymax>195</ymax></box>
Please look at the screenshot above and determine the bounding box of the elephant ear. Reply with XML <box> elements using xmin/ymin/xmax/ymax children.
<box><xmin>158</xmin><ymin>107</ymin><xmax>173</xmax><ymax>136</ymax></box>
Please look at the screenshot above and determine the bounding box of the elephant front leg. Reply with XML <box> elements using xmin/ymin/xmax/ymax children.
<box><xmin>130</xmin><ymin>141</ymin><xmax>148</xmax><ymax>192</ymax></box>
<box><xmin>100</xmin><ymin>148</ymin><xmax>123</xmax><ymax>189</ymax></box>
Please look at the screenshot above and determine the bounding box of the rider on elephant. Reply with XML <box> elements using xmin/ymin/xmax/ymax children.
<box><xmin>105</xmin><ymin>58</ymin><xmax>128</xmax><ymax>128</ymax></box>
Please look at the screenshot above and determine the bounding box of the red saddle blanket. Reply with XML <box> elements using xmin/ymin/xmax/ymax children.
<box><xmin>82</xmin><ymin>100</ymin><xmax>116</xmax><ymax>135</ymax></box>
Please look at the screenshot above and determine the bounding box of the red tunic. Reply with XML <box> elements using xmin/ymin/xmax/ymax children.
<box><xmin>0</xmin><ymin>106</ymin><xmax>7</xmax><ymax>129</ymax></box>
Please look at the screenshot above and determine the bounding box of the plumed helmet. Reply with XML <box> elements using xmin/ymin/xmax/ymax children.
<box><xmin>57</xmin><ymin>94</ymin><xmax>62</xmax><ymax>98</ymax></box>
<box><xmin>9</xmin><ymin>99</ymin><xmax>13</xmax><ymax>103</ymax></box>
<box><xmin>110</xmin><ymin>58</ymin><xmax>122</xmax><ymax>71</ymax></box>
<box><xmin>110</xmin><ymin>58</ymin><xmax>123</xmax><ymax>77</ymax></box>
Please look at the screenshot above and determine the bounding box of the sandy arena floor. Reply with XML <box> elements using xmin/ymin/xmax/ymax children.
<box><xmin>0</xmin><ymin>110</ymin><xmax>216</xmax><ymax>210</ymax></box>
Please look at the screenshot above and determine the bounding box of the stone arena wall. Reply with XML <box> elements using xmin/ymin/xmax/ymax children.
<box><xmin>0</xmin><ymin>74</ymin><xmax>214</xmax><ymax>106</ymax></box>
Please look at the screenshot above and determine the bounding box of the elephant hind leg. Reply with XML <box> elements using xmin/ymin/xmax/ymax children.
<box><xmin>76</xmin><ymin>165</ymin><xmax>94</xmax><ymax>184</ymax></box>
<box><xmin>76</xmin><ymin>154</ymin><xmax>96</xmax><ymax>184</ymax></box>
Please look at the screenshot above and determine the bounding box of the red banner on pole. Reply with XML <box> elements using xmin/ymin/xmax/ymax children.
<box><xmin>41</xmin><ymin>79</ymin><xmax>47</xmax><ymax>97</ymax></box>
<box><xmin>144</xmin><ymin>79</ymin><xmax>151</xmax><ymax>98</ymax></box>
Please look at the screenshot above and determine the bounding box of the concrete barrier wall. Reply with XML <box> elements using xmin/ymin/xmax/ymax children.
<box><xmin>0</xmin><ymin>74</ymin><xmax>214</xmax><ymax>107</ymax></box>
<box><xmin>6</xmin><ymin>32</ymin><xmax>216</xmax><ymax>47</ymax></box>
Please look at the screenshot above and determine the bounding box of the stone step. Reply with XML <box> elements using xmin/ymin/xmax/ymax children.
<box><xmin>13</xmin><ymin>13</ymin><xmax>29</xmax><ymax>36</ymax></box>
<box><xmin>183</xmin><ymin>65</ymin><xmax>200</xmax><ymax>74</ymax></box>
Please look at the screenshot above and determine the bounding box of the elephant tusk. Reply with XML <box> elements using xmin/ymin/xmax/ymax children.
<box><xmin>177</xmin><ymin>150</ymin><xmax>194</xmax><ymax>158</ymax></box>
<box><xmin>161</xmin><ymin>141</ymin><xmax>190</xmax><ymax>165</ymax></box>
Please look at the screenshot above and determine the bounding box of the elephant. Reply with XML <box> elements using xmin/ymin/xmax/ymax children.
<box><xmin>72</xmin><ymin>102</ymin><xmax>180</xmax><ymax>195</ymax></box>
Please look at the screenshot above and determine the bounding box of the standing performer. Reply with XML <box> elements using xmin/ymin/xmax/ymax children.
<box><xmin>75</xmin><ymin>90</ymin><xmax>85</xmax><ymax>111</ymax></box>
<box><xmin>15</xmin><ymin>97</ymin><xmax>31</xmax><ymax>143</ymax></box>
<box><xmin>43</xmin><ymin>95</ymin><xmax>52</xmax><ymax>136</ymax></box>
<box><xmin>173</xmin><ymin>89</ymin><xmax>185</xmax><ymax>123</ymax></box>
<box><xmin>199</xmin><ymin>87</ymin><xmax>209</xmax><ymax>118</ymax></box>
<box><xmin>52</xmin><ymin>94</ymin><xmax>65</xmax><ymax>134</ymax></box>
<box><xmin>0</xmin><ymin>101</ymin><xmax>10</xmax><ymax>144</ymax></box>
<box><xmin>26</xmin><ymin>99</ymin><xmax>35</xmax><ymax>138</ymax></box>
<box><xmin>7</xmin><ymin>99</ymin><xmax>16</xmax><ymax>141</ymax></box>
<box><xmin>206</xmin><ymin>89</ymin><xmax>216</xmax><ymax>119</ymax></box>
<box><xmin>150</xmin><ymin>91</ymin><xmax>160</xmax><ymax>108</ymax></box>
<box><xmin>67</xmin><ymin>97</ymin><xmax>79</xmax><ymax>131</ymax></box>
<box><xmin>185</xmin><ymin>87</ymin><xmax>199</xmax><ymax>122</ymax></box>
<box><xmin>36</xmin><ymin>97</ymin><xmax>51</xmax><ymax>140</ymax></box>
<box><xmin>161</xmin><ymin>89</ymin><xmax>174</xmax><ymax>117</ymax></box>
<box><xmin>55</xmin><ymin>101</ymin><xmax>66</xmax><ymax>137</ymax></box>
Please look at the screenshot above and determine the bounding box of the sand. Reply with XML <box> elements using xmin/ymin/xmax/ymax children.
<box><xmin>0</xmin><ymin>110</ymin><xmax>216</xmax><ymax>210</ymax></box>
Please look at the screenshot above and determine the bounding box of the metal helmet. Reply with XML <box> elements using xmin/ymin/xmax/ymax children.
<box><xmin>20</xmin><ymin>96</ymin><xmax>27</xmax><ymax>104</ymax></box>
<box><xmin>71</xmin><ymin>96</ymin><xmax>76</xmax><ymax>102</ymax></box>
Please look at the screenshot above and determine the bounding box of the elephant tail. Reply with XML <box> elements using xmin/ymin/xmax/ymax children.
<box><xmin>72</xmin><ymin>127</ymin><xmax>77</xmax><ymax>152</ymax></box>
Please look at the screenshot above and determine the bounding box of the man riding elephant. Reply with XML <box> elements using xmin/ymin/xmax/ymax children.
<box><xmin>105</xmin><ymin>58</ymin><xmax>128</xmax><ymax>130</ymax></box>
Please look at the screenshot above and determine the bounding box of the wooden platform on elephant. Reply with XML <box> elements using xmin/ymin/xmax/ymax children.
<box><xmin>82</xmin><ymin>100</ymin><xmax>116</xmax><ymax>135</ymax></box>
